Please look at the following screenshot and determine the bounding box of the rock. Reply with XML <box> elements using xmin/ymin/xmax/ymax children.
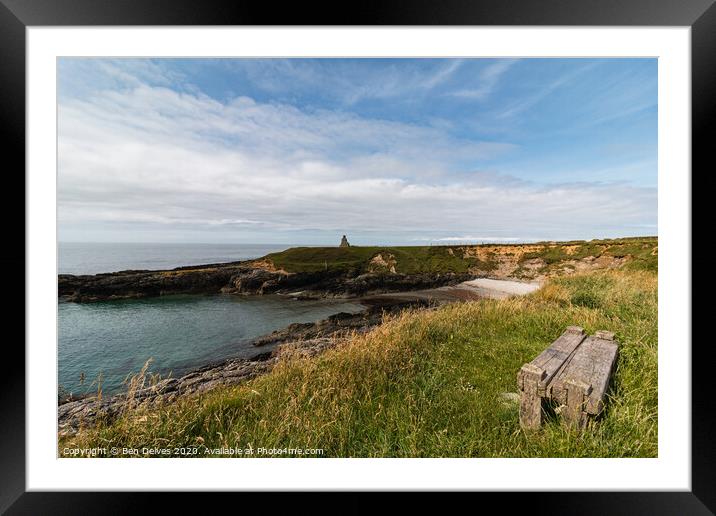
<box><xmin>229</xmin><ymin>268</ymin><xmax>281</xmax><ymax>293</ymax></box>
<box><xmin>500</xmin><ymin>392</ymin><xmax>520</xmax><ymax>403</ymax></box>
<box><xmin>58</xmin><ymin>264</ymin><xmax>244</xmax><ymax>302</ymax></box>
<box><xmin>368</xmin><ymin>253</ymin><xmax>397</xmax><ymax>274</ymax></box>
<box><xmin>340</xmin><ymin>235</ymin><xmax>350</xmax><ymax>247</ymax></box>
<box><xmin>251</xmin><ymin>300</ymin><xmax>430</xmax><ymax>347</ymax></box>
<box><xmin>499</xmin><ymin>392</ymin><xmax>521</xmax><ymax>410</ymax></box>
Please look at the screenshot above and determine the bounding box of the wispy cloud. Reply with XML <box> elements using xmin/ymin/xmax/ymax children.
<box><xmin>340</xmin><ymin>59</ymin><xmax>467</xmax><ymax>105</ymax></box>
<box><xmin>495</xmin><ymin>61</ymin><xmax>599</xmax><ymax>119</ymax></box>
<box><xmin>422</xmin><ymin>59</ymin><xmax>465</xmax><ymax>90</ymax></box>
<box><xmin>449</xmin><ymin>59</ymin><xmax>519</xmax><ymax>100</ymax></box>
<box><xmin>226</xmin><ymin>59</ymin><xmax>469</xmax><ymax>107</ymax></box>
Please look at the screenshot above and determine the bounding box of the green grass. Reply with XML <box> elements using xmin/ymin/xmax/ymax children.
<box><xmin>60</xmin><ymin>268</ymin><xmax>657</xmax><ymax>458</ymax></box>
<box><xmin>265</xmin><ymin>245</ymin><xmax>492</xmax><ymax>274</ymax></box>
<box><xmin>263</xmin><ymin>237</ymin><xmax>657</xmax><ymax>276</ymax></box>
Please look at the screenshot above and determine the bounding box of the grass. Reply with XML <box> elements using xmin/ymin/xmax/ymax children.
<box><xmin>263</xmin><ymin>237</ymin><xmax>657</xmax><ymax>277</ymax></box>
<box><xmin>59</xmin><ymin>267</ymin><xmax>657</xmax><ymax>458</ymax></box>
<box><xmin>265</xmin><ymin>245</ymin><xmax>492</xmax><ymax>274</ymax></box>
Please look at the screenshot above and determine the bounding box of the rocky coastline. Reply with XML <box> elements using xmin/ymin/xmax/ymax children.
<box><xmin>58</xmin><ymin>260</ymin><xmax>473</xmax><ymax>303</ymax></box>
<box><xmin>57</xmin><ymin>300</ymin><xmax>432</xmax><ymax>436</ymax></box>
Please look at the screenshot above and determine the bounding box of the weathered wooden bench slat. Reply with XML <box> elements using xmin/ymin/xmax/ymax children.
<box><xmin>551</xmin><ymin>332</ymin><xmax>619</xmax><ymax>416</ymax></box>
<box><xmin>518</xmin><ymin>326</ymin><xmax>586</xmax><ymax>393</ymax></box>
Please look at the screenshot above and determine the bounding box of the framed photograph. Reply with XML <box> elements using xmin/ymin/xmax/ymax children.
<box><xmin>4</xmin><ymin>0</ymin><xmax>709</xmax><ymax>511</ymax></box>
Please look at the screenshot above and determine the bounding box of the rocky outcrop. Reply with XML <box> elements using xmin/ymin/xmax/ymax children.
<box><xmin>252</xmin><ymin>299</ymin><xmax>430</xmax><ymax>346</ymax></box>
<box><xmin>58</xmin><ymin>263</ymin><xmax>244</xmax><ymax>302</ymax></box>
<box><xmin>368</xmin><ymin>253</ymin><xmax>397</xmax><ymax>274</ymax></box>
<box><xmin>59</xmin><ymin>262</ymin><xmax>473</xmax><ymax>302</ymax></box>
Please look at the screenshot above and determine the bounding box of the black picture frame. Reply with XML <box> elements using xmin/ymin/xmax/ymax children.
<box><xmin>1</xmin><ymin>0</ymin><xmax>709</xmax><ymax>512</ymax></box>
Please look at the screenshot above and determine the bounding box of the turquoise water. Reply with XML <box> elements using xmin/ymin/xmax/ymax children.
<box><xmin>58</xmin><ymin>294</ymin><xmax>365</xmax><ymax>396</ymax></box>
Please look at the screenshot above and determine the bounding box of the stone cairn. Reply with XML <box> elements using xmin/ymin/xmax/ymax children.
<box><xmin>340</xmin><ymin>235</ymin><xmax>350</xmax><ymax>247</ymax></box>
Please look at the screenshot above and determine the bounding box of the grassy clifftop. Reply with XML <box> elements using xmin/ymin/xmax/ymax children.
<box><xmin>264</xmin><ymin>245</ymin><xmax>487</xmax><ymax>274</ymax></box>
<box><xmin>60</xmin><ymin>267</ymin><xmax>657</xmax><ymax>458</ymax></box>
<box><xmin>261</xmin><ymin>237</ymin><xmax>657</xmax><ymax>278</ymax></box>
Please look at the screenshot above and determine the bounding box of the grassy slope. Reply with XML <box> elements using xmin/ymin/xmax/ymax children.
<box><xmin>60</xmin><ymin>268</ymin><xmax>657</xmax><ymax>457</ymax></box>
<box><xmin>264</xmin><ymin>237</ymin><xmax>657</xmax><ymax>275</ymax></box>
<box><xmin>265</xmin><ymin>245</ymin><xmax>484</xmax><ymax>274</ymax></box>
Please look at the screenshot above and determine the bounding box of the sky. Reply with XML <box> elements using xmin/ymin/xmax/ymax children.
<box><xmin>57</xmin><ymin>58</ymin><xmax>657</xmax><ymax>245</ymax></box>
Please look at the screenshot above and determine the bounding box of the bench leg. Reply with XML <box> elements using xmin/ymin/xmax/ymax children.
<box><xmin>520</xmin><ymin>383</ymin><xmax>542</xmax><ymax>430</ymax></box>
<box><xmin>563</xmin><ymin>379</ymin><xmax>592</xmax><ymax>430</ymax></box>
<box><xmin>519</xmin><ymin>365</ymin><xmax>546</xmax><ymax>430</ymax></box>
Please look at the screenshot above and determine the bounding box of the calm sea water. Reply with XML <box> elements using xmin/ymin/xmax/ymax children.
<box><xmin>59</xmin><ymin>294</ymin><xmax>365</xmax><ymax>396</ymax></box>
<box><xmin>59</xmin><ymin>242</ymin><xmax>293</xmax><ymax>275</ymax></box>
<box><xmin>58</xmin><ymin>242</ymin><xmax>363</xmax><ymax>396</ymax></box>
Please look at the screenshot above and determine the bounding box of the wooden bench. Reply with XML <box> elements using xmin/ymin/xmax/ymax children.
<box><xmin>517</xmin><ymin>327</ymin><xmax>619</xmax><ymax>430</ymax></box>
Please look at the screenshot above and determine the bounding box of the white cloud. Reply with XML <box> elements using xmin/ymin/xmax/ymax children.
<box><xmin>421</xmin><ymin>59</ymin><xmax>465</xmax><ymax>90</ymax></box>
<box><xmin>58</xmin><ymin>79</ymin><xmax>656</xmax><ymax>243</ymax></box>
<box><xmin>449</xmin><ymin>59</ymin><xmax>519</xmax><ymax>100</ymax></box>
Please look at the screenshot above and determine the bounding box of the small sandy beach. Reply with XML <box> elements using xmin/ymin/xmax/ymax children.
<box><xmin>361</xmin><ymin>277</ymin><xmax>542</xmax><ymax>304</ymax></box>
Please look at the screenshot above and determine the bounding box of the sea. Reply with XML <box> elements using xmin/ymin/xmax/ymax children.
<box><xmin>58</xmin><ymin>242</ymin><xmax>365</xmax><ymax>396</ymax></box>
<box><xmin>58</xmin><ymin>242</ymin><xmax>293</xmax><ymax>275</ymax></box>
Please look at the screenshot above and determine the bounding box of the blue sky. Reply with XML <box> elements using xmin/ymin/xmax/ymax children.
<box><xmin>57</xmin><ymin>58</ymin><xmax>657</xmax><ymax>244</ymax></box>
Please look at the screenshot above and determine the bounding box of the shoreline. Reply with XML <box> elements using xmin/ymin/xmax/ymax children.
<box><xmin>57</xmin><ymin>278</ymin><xmax>541</xmax><ymax>436</ymax></box>
<box><xmin>58</xmin><ymin>260</ymin><xmax>475</xmax><ymax>303</ymax></box>
<box><xmin>359</xmin><ymin>277</ymin><xmax>542</xmax><ymax>303</ymax></box>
